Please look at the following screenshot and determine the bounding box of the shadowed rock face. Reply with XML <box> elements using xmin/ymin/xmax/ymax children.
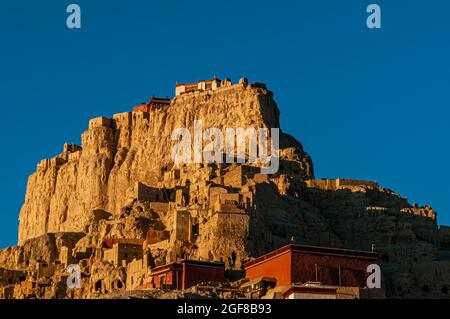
<box><xmin>1</xmin><ymin>79</ymin><xmax>449</xmax><ymax>299</ymax></box>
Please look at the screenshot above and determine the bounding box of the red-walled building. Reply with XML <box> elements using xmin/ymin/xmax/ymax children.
<box><xmin>181</xmin><ymin>260</ymin><xmax>226</xmax><ymax>289</ymax></box>
<box><xmin>244</xmin><ymin>244</ymin><xmax>378</xmax><ymax>288</ymax></box>
<box><xmin>144</xmin><ymin>263</ymin><xmax>182</xmax><ymax>290</ymax></box>
<box><xmin>133</xmin><ymin>97</ymin><xmax>171</xmax><ymax>113</ymax></box>
<box><xmin>139</xmin><ymin>259</ymin><xmax>225</xmax><ymax>290</ymax></box>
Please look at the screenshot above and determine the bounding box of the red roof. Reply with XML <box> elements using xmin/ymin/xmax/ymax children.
<box><xmin>244</xmin><ymin>244</ymin><xmax>379</xmax><ymax>269</ymax></box>
<box><xmin>149</xmin><ymin>97</ymin><xmax>171</xmax><ymax>104</ymax></box>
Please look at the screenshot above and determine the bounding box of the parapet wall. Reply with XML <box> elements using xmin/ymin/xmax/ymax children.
<box><xmin>89</xmin><ymin>117</ymin><xmax>112</xmax><ymax>129</ymax></box>
<box><xmin>89</xmin><ymin>112</ymin><xmax>150</xmax><ymax>130</ymax></box>
<box><xmin>37</xmin><ymin>157</ymin><xmax>66</xmax><ymax>172</ymax></box>
<box><xmin>63</xmin><ymin>143</ymin><xmax>82</xmax><ymax>153</ymax></box>
<box><xmin>305</xmin><ymin>178</ymin><xmax>379</xmax><ymax>191</ymax></box>
<box><xmin>112</xmin><ymin>112</ymin><xmax>133</xmax><ymax>128</ymax></box>
<box><xmin>337</xmin><ymin>179</ymin><xmax>379</xmax><ymax>188</ymax></box>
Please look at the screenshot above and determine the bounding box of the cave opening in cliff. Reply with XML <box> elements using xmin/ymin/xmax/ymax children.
<box><xmin>113</xmin><ymin>279</ymin><xmax>123</xmax><ymax>290</ymax></box>
<box><xmin>95</xmin><ymin>280</ymin><xmax>102</xmax><ymax>292</ymax></box>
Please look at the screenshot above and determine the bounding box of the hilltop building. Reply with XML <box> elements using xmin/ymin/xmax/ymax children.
<box><xmin>175</xmin><ymin>75</ymin><xmax>232</xmax><ymax>96</ymax></box>
<box><xmin>133</xmin><ymin>96</ymin><xmax>171</xmax><ymax>113</ymax></box>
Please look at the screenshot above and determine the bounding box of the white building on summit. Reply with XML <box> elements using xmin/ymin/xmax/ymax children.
<box><xmin>175</xmin><ymin>75</ymin><xmax>230</xmax><ymax>96</ymax></box>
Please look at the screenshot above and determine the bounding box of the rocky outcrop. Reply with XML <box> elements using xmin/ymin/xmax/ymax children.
<box><xmin>1</xmin><ymin>78</ymin><xmax>449</xmax><ymax>299</ymax></box>
<box><xmin>18</xmin><ymin>81</ymin><xmax>313</xmax><ymax>245</ymax></box>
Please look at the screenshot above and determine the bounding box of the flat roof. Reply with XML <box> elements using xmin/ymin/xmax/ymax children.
<box><xmin>150</xmin><ymin>263</ymin><xmax>182</xmax><ymax>275</ymax></box>
<box><xmin>283</xmin><ymin>284</ymin><xmax>338</xmax><ymax>298</ymax></box>
<box><xmin>176</xmin><ymin>78</ymin><xmax>220</xmax><ymax>87</ymax></box>
<box><xmin>181</xmin><ymin>259</ymin><xmax>225</xmax><ymax>268</ymax></box>
<box><xmin>244</xmin><ymin>244</ymin><xmax>379</xmax><ymax>269</ymax></box>
<box><xmin>149</xmin><ymin>97</ymin><xmax>171</xmax><ymax>103</ymax></box>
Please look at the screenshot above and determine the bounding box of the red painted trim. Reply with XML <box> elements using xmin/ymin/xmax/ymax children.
<box><xmin>149</xmin><ymin>97</ymin><xmax>171</xmax><ymax>104</ymax></box>
<box><xmin>244</xmin><ymin>244</ymin><xmax>378</xmax><ymax>269</ymax></box>
<box><xmin>181</xmin><ymin>259</ymin><xmax>225</xmax><ymax>268</ymax></box>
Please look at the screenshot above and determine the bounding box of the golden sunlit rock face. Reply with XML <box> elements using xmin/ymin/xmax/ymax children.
<box><xmin>1</xmin><ymin>79</ymin><xmax>449</xmax><ymax>299</ymax></box>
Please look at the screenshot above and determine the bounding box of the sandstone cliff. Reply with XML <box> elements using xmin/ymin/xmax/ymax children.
<box><xmin>18</xmin><ymin>80</ymin><xmax>313</xmax><ymax>245</ymax></box>
<box><xmin>1</xmin><ymin>78</ymin><xmax>448</xmax><ymax>299</ymax></box>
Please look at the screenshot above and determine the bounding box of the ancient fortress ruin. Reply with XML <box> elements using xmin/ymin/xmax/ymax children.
<box><xmin>0</xmin><ymin>77</ymin><xmax>449</xmax><ymax>299</ymax></box>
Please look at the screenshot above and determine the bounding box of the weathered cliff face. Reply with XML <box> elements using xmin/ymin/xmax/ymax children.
<box><xmin>0</xmin><ymin>233</ymin><xmax>84</xmax><ymax>270</ymax></box>
<box><xmin>7</xmin><ymin>78</ymin><xmax>450</xmax><ymax>299</ymax></box>
<box><xmin>18</xmin><ymin>81</ymin><xmax>313</xmax><ymax>245</ymax></box>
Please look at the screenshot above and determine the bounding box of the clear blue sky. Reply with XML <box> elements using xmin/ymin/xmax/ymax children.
<box><xmin>0</xmin><ymin>1</ymin><xmax>449</xmax><ymax>248</ymax></box>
